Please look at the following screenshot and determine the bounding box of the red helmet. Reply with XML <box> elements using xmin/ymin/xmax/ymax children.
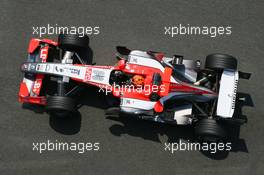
<box><xmin>132</xmin><ymin>75</ymin><xmax>144</xmax><ymax>86</ymax></box>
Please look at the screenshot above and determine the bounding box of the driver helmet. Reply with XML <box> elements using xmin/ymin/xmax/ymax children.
<box><xmin>132</xmin><ymin>75</ymin><xmax>144</xmax><ymax>86</ymax></box>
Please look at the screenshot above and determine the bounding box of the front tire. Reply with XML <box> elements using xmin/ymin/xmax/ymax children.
<box><xmin>46</xmin><ymin>96</ymin><xmax>76</xmax><ymax>115</ymax></box>
<box><xmin>58</xmin><ymin>34</ymin><xmax>92</xmax><ymax>64</ymax></box>
<box><xmin>58</xmin><ymin>34</ymin><xmax>89</xmax><ymax>51</ymax></box>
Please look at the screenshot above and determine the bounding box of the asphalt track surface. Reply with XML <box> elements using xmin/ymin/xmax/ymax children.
<box><xmin>0</xmin><ymin>0</ymin><xmax>263</xmax><ymax>174</ymax></box>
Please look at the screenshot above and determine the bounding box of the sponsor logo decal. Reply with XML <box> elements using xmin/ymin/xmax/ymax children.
<box><xmin>232</xmin><ymin>79</ymin><xmax>238</xmax><ymax>109</ymax></box>
<box><xmin>32</xmin><ymin>79</ymin><xmax>42</xmax><ymax>95</ymax></box>
<box><xmin>45</xmin><ymin>64</ymin><xmax>50</xmax><ymax>71</ymax></box>
<box><xmin>36</xmin><ymin>64</ymin><xmax>46</xmax><ymax>71</ymax></box>
<box><xmin>64</xmin><ymin>67</ymin><xmax>81</xmax><ymax>75</ymax></box>
<box><xmin>122</xmin><ymin>99</ymin><xmax>132</xmax><ymax>105</ymax></box>
<box><xmin>40</xmin><ymin>47</ymin><xmax>48</xmax><ymax>62</ymax></box>
<box><xmin>54</xmin><ymin>66</ymin><xmax>64</xmax><ymax>73</ymax></box>
<box><xmin>128</xmin><ymin>56</ymin><xmax>137</xmax><ymax>63</ymax></box>
<box><xmin>85</xmin><ymin>68</ymin><xmax>92</xmax><ymax>81</ymax></box>
<box><xmin>30</xmin><ymin>64</ymin><xmax>36</xmax><ymax>70</ymax></box>
<box><xmin>92</xmin><ymin>70</ymin><xmax>105</xmax><ymax>81</ymax></box>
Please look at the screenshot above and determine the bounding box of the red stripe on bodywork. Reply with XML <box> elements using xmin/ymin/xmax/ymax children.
<box><xmin>159</xmin><ymin>67</ymin><xmax>172</xmax><ymax>97</ymax></box>
<box><xmin>169</xmin><ymin>83</ymin><xmax>215</xmax><ymax>95</ymax></box>
<box><xmin>41</xmin><ymin>39</ymin><xmax>58</xmax><ymax>46</ymax></box>
<box><xmin>28</xmin><ymin>39</ymin><xmax>40</xmax><ymax>53</ymax></box>
<box><xmin>32</xmin><ymin>46</ymin><xmax>49</xmax><ymax>95</ymax></box>
<box><xmin>19</xmin><ymin>82</ymin><xmax>29</xmax><ymax>97</ymax></box>
<box><xmin>19</xmin><ymin>96</ymin><xmax>46</xmax><ymax>105</ymax></box>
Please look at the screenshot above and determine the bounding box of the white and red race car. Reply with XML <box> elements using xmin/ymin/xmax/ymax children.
<box><xmin>19</xmin><ymin>34</ymin><xmax>250</xmax><ymax>141</ymax></box>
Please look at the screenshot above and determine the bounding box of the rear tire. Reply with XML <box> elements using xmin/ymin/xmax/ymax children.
<box><xmin>46</xmin><ymin>96</ymin><xmax>76</xmax><ymax>115</ymax></box>
<box><xmin>205</xmin><ymin>53</ymin><xmax>237</xmax><ymax>70</ymax></box>
<box><xmin>195</xmin><ymin>118</ymin><xmax>227</xmax><ymax>142</ymax></box>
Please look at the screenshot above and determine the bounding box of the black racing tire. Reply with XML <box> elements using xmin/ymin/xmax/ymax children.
<box><xmin>58</xmin><ymin>34</ymin><xmax>89</xmax><ymax>52</ymax></box>
<box><xmin>205</xmin><ymin>53</ymin><xmax>237</xmax><ymax>70</ymax></box>
<box><xmin>195</xmin><ymin>118</ymin><xmax>227</xmax><ymax>142</ymax></box>
<box><xmin>46</xmin><ymin>96</ymin><xmax>76</xmax><ymax>114</ymax></box>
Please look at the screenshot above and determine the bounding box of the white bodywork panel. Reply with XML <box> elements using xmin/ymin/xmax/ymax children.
<box><xmin>128</xmin><ymin>51</ymin><xmax>164</xmax><ymax>71</ymax></box>
<box><xmin>173</xmin><ymin>104</ymin><xmax>193</xmax><ymax>125</ymax></box>
<box><xmin>163</xmin><ymin>57</ymin><xmax>198</xmax><ymax>82</ymax></box>
<box><xmin>27</xmin><ymin>63</ymin><xmax>87</xmax><ymax>78</ymax></box>
<box><xmin>23</xmin><ymin>78</ymin><xmax>34</xmax><ymax>96</ymax></box>
<box><xmin>120</xmin><ymin>97</ymin><xmax>156</xmax><ymax>113</ymax></box>
<box><xmin>128</xmin><ymin>51</ymin><xmax>178</xmax><ymax>83</ymax></box>
<box><xmin>23</xmin><ymin>63</ymin><xmax>112</xmax><ymax>85</ymax></box>
<box><xmin>217</xmin><ymin>70</ymin><xmax>239</xmax><ymax>118</ymax></box>
<box><xmin>88</xmin><ymin>67</ymin><xmax>112</xmax><ymax>85</ymax></box>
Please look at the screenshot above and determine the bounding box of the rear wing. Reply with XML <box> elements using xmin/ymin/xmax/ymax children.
<box><xmin>217</xmin><ymin>69</ymin><xmax>251</xmax><ymax>118</ymax></box>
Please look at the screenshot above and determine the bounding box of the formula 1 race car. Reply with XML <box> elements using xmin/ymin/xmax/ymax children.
<box><xmin>19</xmin><ymin>34</ymin><xmax>250</xmax><ymax>142</ymax></box>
